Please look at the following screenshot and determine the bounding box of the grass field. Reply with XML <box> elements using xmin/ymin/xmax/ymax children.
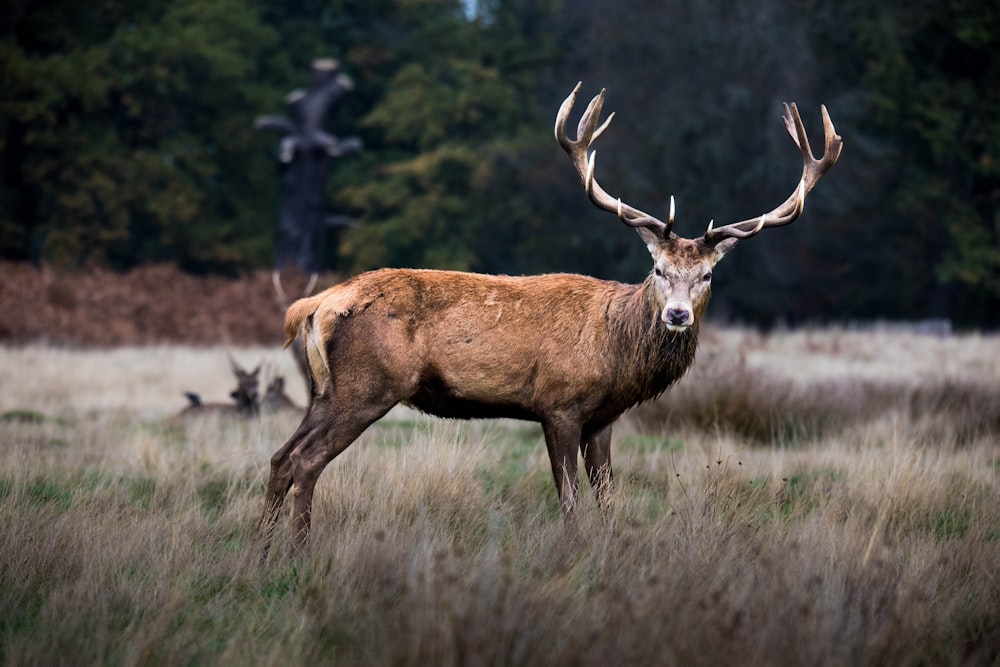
<box><xmin>1</xmin><ymin>327</ymin><xmax>998</xmax><ymax>665</ymax></box>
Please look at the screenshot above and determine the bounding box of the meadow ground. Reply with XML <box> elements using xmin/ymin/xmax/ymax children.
<box><xmin>0</xmin><ymin>327</ymin><xmax>998</xmax><ymax>665</ymax></box>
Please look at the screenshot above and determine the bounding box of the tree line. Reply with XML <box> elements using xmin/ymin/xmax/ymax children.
<box><xmin>2</xmin><ymin>0</ymin><xmax>997</xmax><ymax>327</ymax></box>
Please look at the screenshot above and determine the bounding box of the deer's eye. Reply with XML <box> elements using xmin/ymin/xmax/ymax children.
<box><xmin>653</xmin><ymin>267</ymin><xmax>663</xmax><ymax>278</ymax></box>
<box><xmin>703</xmin><ymin>272</ymin><xmax>713</xmax><ymax>282</ymax></box>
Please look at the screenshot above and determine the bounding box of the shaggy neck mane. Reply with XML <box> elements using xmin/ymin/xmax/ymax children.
<box><xmin>606</xmin><ymin>276</ymin><xmax>701</xmax><ymax>409</ymax></box>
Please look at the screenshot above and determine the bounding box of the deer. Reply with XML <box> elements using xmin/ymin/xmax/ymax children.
<box><xmin>257</xmin><ymin>83</ymin><xmax>842</xmax><ymax>557</ymax></box>
<box><xmin>261</xmin><ymin>375</ymin><xmax>304</xmax><ymax>415</ymax></box>
<box><xmin>176</xmin><ymin>357</ymin><xmax>261</xmax><ymax>419</ymax></box>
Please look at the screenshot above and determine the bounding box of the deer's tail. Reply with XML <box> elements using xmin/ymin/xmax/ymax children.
<box><xmin>283</xmin><ymin>292</ymin><xmax>328</xmax><ymax>348</ymax></box>
<box><xmin>283</xmin><ymin>284</ymin><xmax>362</xmax><ymax>396</ymax></box>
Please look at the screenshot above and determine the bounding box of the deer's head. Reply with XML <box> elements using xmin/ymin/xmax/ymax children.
<box><xmin>229</xmin><ymin>356</ymin><xmax>261</xmax><ymax>411</ymax></box>
<box><xmin>555</xmin><ymin>84</ymin><xmax>843</xmax><ymax>332</ymax></box>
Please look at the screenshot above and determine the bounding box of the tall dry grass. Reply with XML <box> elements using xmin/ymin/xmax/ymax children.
<box><xmin>1</xmin><ymin>328</ymin><xmax>998</xmax><ymax>665</ymax></box>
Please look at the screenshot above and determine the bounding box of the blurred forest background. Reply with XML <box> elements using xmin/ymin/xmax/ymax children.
<box><xmin>2</xmin><ymin>0</ymin><xmax>998</xmax><ymax>329</ymax></box>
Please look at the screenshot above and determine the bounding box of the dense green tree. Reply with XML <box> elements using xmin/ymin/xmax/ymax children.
<box><xmin>0</xmin><ymin>0</ymin><xmax>286</xmax><ymax>271</ymax></box>
<box><xmin>340</xmin><ymin>57</ymin><xmax>520</xmax><ymax>270</ymax></box>
<box><xmin>330</xmin><ymin>0</ymin><xmax>563</xmax><ymax>273</ymax></box>
<box><xmin>858</xmin><ymin>0</ymin><xmax>1000</xmax><ymax>324</ymax></box>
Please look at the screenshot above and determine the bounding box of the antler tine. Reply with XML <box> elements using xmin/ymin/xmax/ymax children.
<box><xmin>705</xmin><ymin>103</ymin><xmax>843</xmax><ymax>244</ymax></box>
<box><xmin>615</xmin><ymin>194</ymin><xmax>675</xmax><ymax>234</ymax></box>
<box><xmin>553</xmin><ymin>82</ymin><xmax>581</xmax><ymax>148</ymax></box>
<box><xmin>783</xmin><ymin>103</ymin><xmax>810</xmax><ymax>154</ymax></box>
<box><xmin>555</xmin><ymin>84</ymin><xmax>671</xmax><ymax>238</ymax></box>
<box><xmin>819</xmin><ymin>104</ymin><xmax>842</xmax><ymax>164</ymax></box>
<box><xmin>577</xmin><ymin>88</ymin><xmax>615</xmax><ymax>147</ymax></box>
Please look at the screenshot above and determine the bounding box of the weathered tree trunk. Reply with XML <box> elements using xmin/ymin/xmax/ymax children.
<box><xmin>255</xmin><ymin>58</ymin><xmax>362</xmax><ymax>393</ymax></box>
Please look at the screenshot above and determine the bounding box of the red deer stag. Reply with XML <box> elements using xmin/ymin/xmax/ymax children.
<box><xmin>258</xmin><ymin>83</ymin><xmax>842</xmax><ymax>556</ymax></box>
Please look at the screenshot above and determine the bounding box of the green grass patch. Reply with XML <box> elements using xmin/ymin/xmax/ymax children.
<box><xmin>928</xmin><ymin>509</ymin><xmax>971</xmax><ymax>540</ymax></box>
<box><xmin>468</xmin><ymin>426</ymin><xmax>570</xmax><ymax>522</ymax></box>
<box><xmin>196</xmin><ymin>474</ymin><xmax>254</xmax><ymax>519</ymax></box>
<box><xmin>258</xmin><ymin>565</ymin><xmax>300</xmax><ymax>600</ymax></box>
<box><xmin>125</xmin><ymin>475</ymin><xmax>157</xmax><ymax>510</ymax></box>
<box><xmin>0</xmin><ymin>410</ymin><xmax>72</xmax><ymax>427</ymax></box>
<box><xmin>26</xmin><ymin>476</ymin><xmax>73</xmax><ymax>510</ymax></box>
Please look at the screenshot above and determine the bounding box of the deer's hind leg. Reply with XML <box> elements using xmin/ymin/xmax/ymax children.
<box><xmin>258</xmin><ymin>410</ymin><xmax>326</xmax><ymax>562</ymax></box>
<box><xmin>286</xmin><ymin>397</ymin><xmax>398</xmax><ymax>555</ymax></box>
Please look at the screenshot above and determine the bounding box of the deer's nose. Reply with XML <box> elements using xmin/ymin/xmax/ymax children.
<box><xmin>666</xmin><ymin>308</ymin><xmax>690</xmax><ymax>326</ymax></box>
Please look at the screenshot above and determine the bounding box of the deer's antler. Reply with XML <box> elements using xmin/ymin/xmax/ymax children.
<box><xmin>556</xmin><ymin>85</ymin><xmax>843</xmax><ymax>244</ymax></box>
<box><xmin>555</xmin><ymin>83</ymin><xmax>676</xmax><ymax>239</ymax></box>
<box><xmin>703</xmin><ymin>103</ymin><xmax>843</xmax><ymax>243</ymax></box>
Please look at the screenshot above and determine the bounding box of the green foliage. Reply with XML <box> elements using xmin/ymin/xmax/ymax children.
<box><xmin>335</xmin><ymin>4</ymin><xmax>554</xmax><ymax>273</ymax></box>
<box><xmin>852</xmin><ymin>0</ymin><xmax>1000</xmax><ymax>321</ymax></box>
<box><xmin>0</xmin><ymin>0</ymin><xmax>284</xmax><ymax>271</ymax></box>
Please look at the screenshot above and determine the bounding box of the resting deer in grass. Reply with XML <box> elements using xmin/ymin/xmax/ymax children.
<box><xmin>177</xmin><ymin>357</ymin><xmax>260</xmax><ymax>419</ymax></box>
<box><xmin>258</xmin><ymin>83</ymin><xmax>842</xmax><ymax>556</ymax></box>
<box><xmin>261</xmin><ymin>375</ymin><xmax>304</xmax><ymax>415</ymax></box>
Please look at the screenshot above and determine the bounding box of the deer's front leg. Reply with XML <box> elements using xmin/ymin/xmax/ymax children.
<box><xmin>542</xmin><ymin>417</ymin><xmax>582</xmax><ymax>517</ymax></box>
<box><xmin>582</xmin><ymin>424</ymin><xmax>613</xmax><ymax>514</ymax></box>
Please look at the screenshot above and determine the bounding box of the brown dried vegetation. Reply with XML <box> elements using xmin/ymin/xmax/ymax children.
<box><xmin>631</xmin><ymin>350</ymin><xmax>1000</xmax><ymax>445</ymax></box>
<box><xmin>0</xmin><ymin>261</ymin><xmax>340</xmax><ymax>345</ymax></box>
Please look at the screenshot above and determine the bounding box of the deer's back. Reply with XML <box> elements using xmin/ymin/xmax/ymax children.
<box><xmin>294</xmin><ymin>269</ymin><xmax>641</xmax><ymax>420</ymax></box>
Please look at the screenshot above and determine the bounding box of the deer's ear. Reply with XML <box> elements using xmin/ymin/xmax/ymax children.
<box><xmin>635</xmin><ymin>227</ymin><xmax>662</xmax><ymax>256</ymax></box>
<box><xmin>710</xmin><ymin>237</ymin><xmax>739</xmax><ymax>264</ymax></box>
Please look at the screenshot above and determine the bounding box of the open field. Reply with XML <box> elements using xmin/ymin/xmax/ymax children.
<box><xmin>1</xmin><ymin>327</ymin><xmax>998</xmax><ymax>665</ymax></box>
